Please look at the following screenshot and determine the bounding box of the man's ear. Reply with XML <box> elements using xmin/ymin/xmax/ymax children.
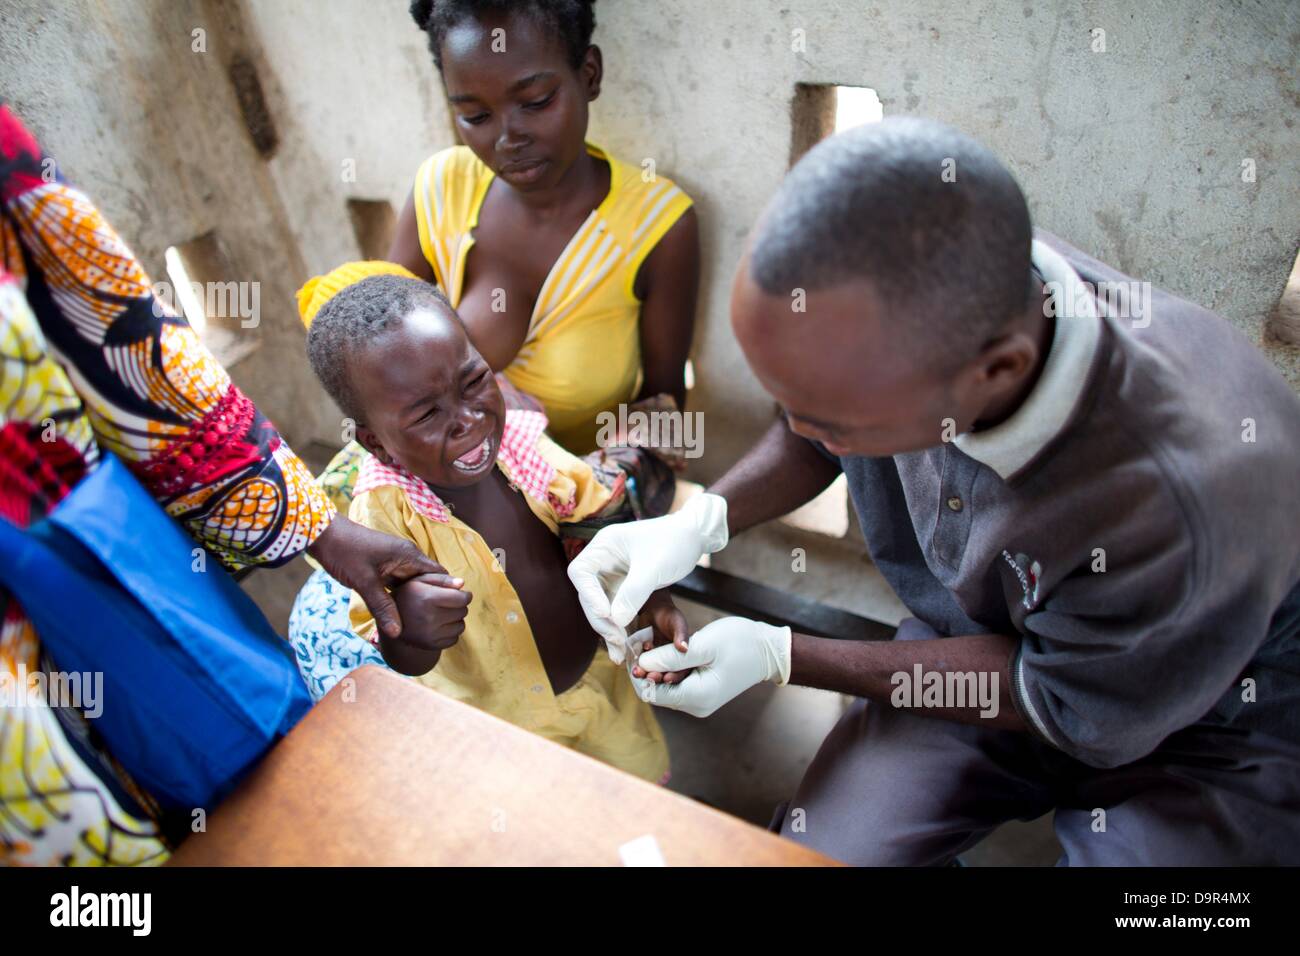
<box><xmin>356</xmin><ymin>424</ymin><xmax>392</xmax><ymax>465</ymax></box>
<box><xmin>583</xmin><ymin>45</ymin><xmax>603</xmax><ymax>100</ymax></box>
<box><xmin>977</xmin><ymin>330</ymin><xmax>1040</xmax><ymax>392</ymax></box>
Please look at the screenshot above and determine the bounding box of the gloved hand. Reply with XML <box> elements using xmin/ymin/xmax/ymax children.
<box><xmin>631</xmin><ymin>616</ymin><xmax>792</xmax><ymax>717</ymax></box>
<box><xmin>567</xmin><ymin>493</ymin><xmax>729</xmax><ymax>663</ymax></box>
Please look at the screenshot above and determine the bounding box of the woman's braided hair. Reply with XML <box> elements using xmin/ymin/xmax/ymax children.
<box><xmin>410</xmin><ymin>0</ymin><xmax>597</xmax><ymax>71</ymax></box>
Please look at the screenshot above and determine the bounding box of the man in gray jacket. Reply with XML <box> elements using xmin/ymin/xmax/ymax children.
<box><xmin>569</xmin><ymin>117</ymin><xmax>1300</xmax><ymax>865</ymax></box>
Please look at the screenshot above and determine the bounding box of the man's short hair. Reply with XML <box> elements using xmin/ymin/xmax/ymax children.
<box><xmin>749</xmin><ymin>117</ymin><xmax>1033</xmax><ymax>367</ymax></box>
<box><xmin>306</xmin><ymin>274</ymin><xmax>452</xmax><ymax>422</ymax></box>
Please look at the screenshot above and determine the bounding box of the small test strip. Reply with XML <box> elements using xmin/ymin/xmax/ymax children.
<box><xmin>618</xmin><ymin>833</ymin><xmax>667</xmax><ymax>867</ymax></box>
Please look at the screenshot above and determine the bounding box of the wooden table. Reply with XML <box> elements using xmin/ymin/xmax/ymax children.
<box><xmin>170</xmin><ymin>666</ymin><xmax>836</xmax><ymax>866</ymax></box>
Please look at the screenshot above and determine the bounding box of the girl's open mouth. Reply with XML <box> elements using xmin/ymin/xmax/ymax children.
<box><xmin>451</xmin><ymin>435</ymin><xmax>494</xmax><ymax>474</ymax></box>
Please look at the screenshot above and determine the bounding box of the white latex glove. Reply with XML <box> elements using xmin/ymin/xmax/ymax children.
<box><xmin>568</xmin><ymin>492</ymin><xmax>729</xmax><ymax>663</ymax></box>
<box><xmin>631</xmin><ymin>616</ymin><xmax>792</xmax><ymax>717</ymax></box>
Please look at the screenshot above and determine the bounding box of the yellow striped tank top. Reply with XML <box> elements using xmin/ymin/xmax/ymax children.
<box><xmin>412</xmin><ymin>142</ymin><xmax>693</xmax><ymax>452</ymax></box>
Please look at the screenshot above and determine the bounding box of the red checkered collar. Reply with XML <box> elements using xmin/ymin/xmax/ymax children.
<box><xmin>355</xmin><ymin>409</ymin><xmax>575</xmax><ymax>524</ymax></box>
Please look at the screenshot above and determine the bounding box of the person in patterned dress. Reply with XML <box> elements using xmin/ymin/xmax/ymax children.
<box><xmin>0</xmin><ymin>102</ymin><xmax>445</xmax><ymax>866</ymax></box>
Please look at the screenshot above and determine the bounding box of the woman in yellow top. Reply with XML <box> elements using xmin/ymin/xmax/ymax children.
<box><xmin>392</xmin><ymin>0</ymin><xmax>699</xmax><ymax>452</ymax></box>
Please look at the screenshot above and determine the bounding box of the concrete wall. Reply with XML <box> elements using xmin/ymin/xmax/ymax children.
<box><xmin>3</xmin><ymin>0</ymin><xmax>1297</xmax><ymax>619</ymax></box>
<box><xmin>586</xmin><ymin>0</ymin><xmax>1300</xmax><ymax>611</ymax></box>
<box><xmin>238</xmin><ymin>0</ymin><xmax>455</xmax><ymax>282</ymax></box>
<box><xmin>584</xmin><ymin>0</ymin><xmax>1300</xmax><ymax>471</ymax></box>
<box><xmin>0</xmin><ymin>0</ymin><xmax>342</xmax><ymax>450</ymax></box>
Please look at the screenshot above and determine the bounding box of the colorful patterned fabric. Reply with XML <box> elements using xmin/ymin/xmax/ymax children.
<box><xmin>288</xmin><ymin>567</ymin><xmax>384</xmax><ymax>702</ymax></box>
<box><xmin>0</xmin><ymin>103</ymin><xmax>334</xmax><ymax>866</ymax></box>
<box><xmin>0</xmin><ymin>277</ymin><xmax>165</xmax><ymax>866</ymax></box>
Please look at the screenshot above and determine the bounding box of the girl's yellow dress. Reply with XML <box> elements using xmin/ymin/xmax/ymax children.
<box><xmin>344</xmin><ymin>410</ymin><xmax>670</xmax><ymax>785</ymax></box>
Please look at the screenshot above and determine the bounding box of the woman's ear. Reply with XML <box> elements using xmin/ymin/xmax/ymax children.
<box><xmin>356</xmin><ymin>424</ymin><xmax>392</xmax><ymax>465</ymax></box>
<box><xmin>582</xmin><ymin>45</ymin><xmax>603</xmax><ymax>101</ymax></box>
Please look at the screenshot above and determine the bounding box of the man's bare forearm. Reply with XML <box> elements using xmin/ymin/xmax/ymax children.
<box><xmin>708</xmin><ymin>415</ymin><xmax>841</xmax><ymax>537</ymax></box>
<box><xmin>789</xmin><ymin>631</ymin><xmax>1027</xmax><ymax>730</ymax></box>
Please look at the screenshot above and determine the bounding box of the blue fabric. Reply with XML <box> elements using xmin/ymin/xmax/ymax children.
<box><xmin>0</xmin><ymin>453</ymin><xmax>311</xmax><ymax>812</ymax></box>
<box><xmin>288</xmin><ymin>567</ymin><xmax>385</xmax><ymax>702</ymax></box>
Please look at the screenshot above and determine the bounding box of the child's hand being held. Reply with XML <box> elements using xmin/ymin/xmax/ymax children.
<box><xmin>630</xmin><ymin>589</ymin><xmax>693</xmax><ymax>685</ymax></box>
<box><xmin>379</xmin><ymin>572</ymin><xmax>472</xmax><ymax>676</ymax></box>
<box><xmin>393</xmin><ymin>572</ymin><xmax>472</xmax><ymax>651</ymax></box>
